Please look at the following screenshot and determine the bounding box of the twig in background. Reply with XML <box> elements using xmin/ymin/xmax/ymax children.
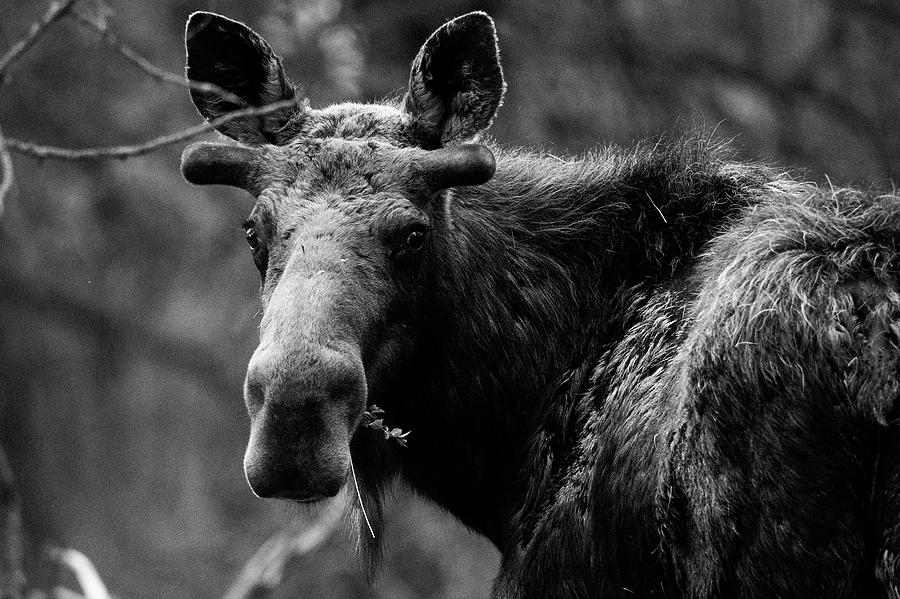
<box><xmin>68</xmin><ymin>7</ymin><xmax>248</xmax><ymax>108</ymax></box>
<box><xmin>4</xmin><ymin>97</ymin><xmax>303</xmax><ymax>161</ymax></box>
<box><xmin>0</xmin><ymin>0</ymin><xmax>78</xmax><ymax>84</ymax></box>
<box><xmin>0</xmin><ymin>0</ymin><xmax>305</xmax><ymax>216</ymax></box>
<box><xmin>0</xmin><ymin>0</ymin><xmax>78</xmax><ymax>216</ymax></box>
<box><xmin>0</xmin><ymin>124</ymin><xmax>13</xmax><ymax>217</ymax></box>
<box><xmin>50</xmin><ymin>586</ymin><xmax>84</xmax><ymax>599</ymax></box>
<box><xmin>46</xmin><ymin>548</ymin><xmax>110</xmax><ymax>599</ymax></box>
<box><xmin>221</xmin><ymin>495</ymin><xmax>345</xmax><ymax>599</ymax></box>
<box><xmin>0</xmin><ymin>444</ymin><xmax>26</xmax><ymax>599</ymax></box>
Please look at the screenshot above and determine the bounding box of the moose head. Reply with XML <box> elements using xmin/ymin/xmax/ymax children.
<box><xmin>181</xmin><ymin>12</ymin><xmax>505</xmax><ymax>502</ymax></box>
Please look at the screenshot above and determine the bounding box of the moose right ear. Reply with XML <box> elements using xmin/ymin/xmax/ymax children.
<box><xmin>402</xmin><ymin>12</ymin><xmax>506</xmax><ymax>148</ymax></box>
<box><xmin>185</xmin><ymin>12</ymin><xmax>305</xmax><ymax>145</ymax></box>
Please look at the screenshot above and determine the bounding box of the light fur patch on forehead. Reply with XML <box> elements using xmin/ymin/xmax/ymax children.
<box><xmin>253</xmin><ymin>138</ymin><xmax>414</xmax><ymax>216</ymax></box>
<box><xmin>298</xmin><ymin>103</ymin><xmax>407</xmax><ymax>143</ymax></box>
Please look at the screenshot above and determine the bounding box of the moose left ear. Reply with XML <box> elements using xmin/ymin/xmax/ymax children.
<box><xmin>185</xmin><ymin>12</ymin><xmax>304</xmax><ymax>145</ymax></box>
<box><xmin>402</xmin><ymin>12</ymin><xmax>506</xmax><ymax>148</ymax></box>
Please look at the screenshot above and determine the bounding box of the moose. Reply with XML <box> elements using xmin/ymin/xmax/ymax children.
<box><xmin>179</xmin><ymin>10</ymin><xmax>900</xmax><ymax>598</ymax></box>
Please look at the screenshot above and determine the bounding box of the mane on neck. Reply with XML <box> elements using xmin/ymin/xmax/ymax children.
<box><xmin>355</xmin><ymin>133</ymin><xmax>784</xmax><ymax>571</ymax></box>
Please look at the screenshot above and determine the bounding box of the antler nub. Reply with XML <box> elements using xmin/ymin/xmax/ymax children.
<box><xmin>418</xmin><ymin>144</ymin><xmax>496</xmax><ymax>191</ymax></box>
<box><xmin>181</xmin><ymin>142</ymin><xmax>261</xmax><ymax>192</ymax></box>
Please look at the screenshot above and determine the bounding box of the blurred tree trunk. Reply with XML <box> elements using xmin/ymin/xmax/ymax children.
<box><xmin>0</xmin><ymin>444</ymin><xmax>25</xmax><ymax>599</ymax></box>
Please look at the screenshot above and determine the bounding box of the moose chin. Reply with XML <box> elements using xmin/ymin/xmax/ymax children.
<box><xmin>180</xmin><ymin>10</ymin><xmax>900</xmax><ymax>599</ymax></box>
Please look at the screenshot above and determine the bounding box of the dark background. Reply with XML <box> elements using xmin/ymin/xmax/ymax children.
<box><xmin>1</xmin><ymin>0</ymin><xmax>899</xmax><ymax>597</ymax></box>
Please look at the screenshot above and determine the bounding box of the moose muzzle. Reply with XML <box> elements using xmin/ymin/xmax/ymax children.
<box><xmin>242</xmin><ymin>339</ymin><xmax>366</xmax><ymax>501</ymax></box>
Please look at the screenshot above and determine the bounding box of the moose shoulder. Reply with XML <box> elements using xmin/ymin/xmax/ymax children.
<box><xmin>180</xmin><ymin>11</ymin><xmax>900</xmax><ymax>598</ymax></box>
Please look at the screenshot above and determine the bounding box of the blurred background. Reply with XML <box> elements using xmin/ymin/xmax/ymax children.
<box><xmin>1</xmin><ymin>0</ymin><xmax>900</xmax><ymax>597</ymax></box>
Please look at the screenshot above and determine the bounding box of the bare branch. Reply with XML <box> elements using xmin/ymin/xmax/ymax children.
<box><xmin>46</xmin><ymin>549</ymin><xmax>110</xmax><ymax>599</ymax></box>
<box><xmin>49</xmin><ymin>587</ymin><xmax>83</xmax><ymax>599</ymax></box>
<box><xmin>0</xmin><ymin>444</ymin><xmax>26</xmax><ymax>599</ymax></box>
<box><xmin>5</xmin><ymin>97</ymin><xmax>302</xmax><ymax>161</ymax></box>
<box><xmin>0</xmin><ymin>123</ymin><xmax>13</xmax><ymax>217</ymax></box>
<box><xmin>68</xmin><ymin>8</ymin><xmax>247</xmax><ymax>107</ymax></box>
<box><xmin>221</xmin><ymin>495</ymin><xmax>345</xmax><ymax>599</ymax></box>
<box><xmin>0</xmin><ymin>0</ymin><xmax>78</xmax><ymax>85</ymax></box>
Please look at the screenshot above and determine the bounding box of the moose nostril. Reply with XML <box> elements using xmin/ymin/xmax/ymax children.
<box><xmin>243</xmin><ymin>351</ymin><xmax>273</xmax><ymax>416</ymax></box>
<box><xmin>244</xmin><ymin>375</ymin><xmax>265</xmax><ymax>416</ymax></box>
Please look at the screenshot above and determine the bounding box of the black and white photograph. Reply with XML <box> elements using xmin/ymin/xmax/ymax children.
<box><xmin>2</xmin><ymin>1</ymin><xmax>900</xmax><ymax>597</ymax></box>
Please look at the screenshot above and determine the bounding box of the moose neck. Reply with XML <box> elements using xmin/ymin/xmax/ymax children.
<box><xmin>396</xmin><ymin>140</ymin><xmax>760</xmax><ymax>552</ymax></box>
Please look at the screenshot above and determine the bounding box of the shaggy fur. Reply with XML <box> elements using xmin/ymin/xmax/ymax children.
<box><xmin>181</xmin><ymin>11</ymin><xmax>900</xmax><ymax>599</ymax></box>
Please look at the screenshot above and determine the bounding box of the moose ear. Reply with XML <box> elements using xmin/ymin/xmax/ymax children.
<box><xmin>402</xmin><ymin>12</ymin><xmax>506</xmax><ymax>148</ymax></box>
<box><xmin>185</xmin><ymin>12</ymin><xmax>304</xmax><ymax>145</ymax></box>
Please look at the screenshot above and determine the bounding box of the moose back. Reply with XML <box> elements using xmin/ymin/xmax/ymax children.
<box><xmin>180</xmin><ymin>11</ymin><xmax>900</xmax><ymax>598</ymax></box>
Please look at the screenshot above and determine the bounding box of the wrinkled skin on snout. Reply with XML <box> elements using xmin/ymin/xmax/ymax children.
<box><xmin>242</xmin><ymin>142</ymin><xmax>405</xmax><ymax>501</ymax></box>
<box><xmin>242</xmin><ymin>222</ymin><xmax>370</xmax><ymax>500</ymax></box>
<box><xmin>180</xmin><ymin>10</ymin><xmax>503</xmax><ymax>501</ymax></box>
<box><xmin>240</xmin><ymin>166</ymin><xmax>375</xmax><ymax>501</ymax></box>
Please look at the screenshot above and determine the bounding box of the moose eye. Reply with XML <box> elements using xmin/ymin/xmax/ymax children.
<box><xmin>245</xmin><ymin>227</ymin><xmax>259</xmax><ymax>250</ymax></box>
<box><xmin>406</xmin><ymin>229</ymin><xmax>426</xmax><ymax>251</ymax></box>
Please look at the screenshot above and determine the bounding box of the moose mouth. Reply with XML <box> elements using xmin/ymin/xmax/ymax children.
<box><xmin>244</xmin><ymin>470</ymin><xmax>339</xmax><ymax>504</ymax></box>
<box><xmin>243</xmin><ymin>412</ymin><xmax>353</xmax><ymax>502</ymax></box>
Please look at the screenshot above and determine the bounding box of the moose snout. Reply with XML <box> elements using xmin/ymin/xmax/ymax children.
<box><xmin>242</xmin><ymin>343</ymin><xmax>366</xmax><ymax>501</ymax></box>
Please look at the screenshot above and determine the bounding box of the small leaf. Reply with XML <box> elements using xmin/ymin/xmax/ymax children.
<box><xmin>367</xmin><ymin>419</ymin><xmax>383</xmax><ymax>429</ymax></box>
<box><xmin>396</xmin><ymin>438</ymin><xmax>408</xmax><ymax>447</ymax></box>
<box><xmin>389</xmin><ymin>428</ymin><xmax>403</xmax><ymax>437</ymax></box>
